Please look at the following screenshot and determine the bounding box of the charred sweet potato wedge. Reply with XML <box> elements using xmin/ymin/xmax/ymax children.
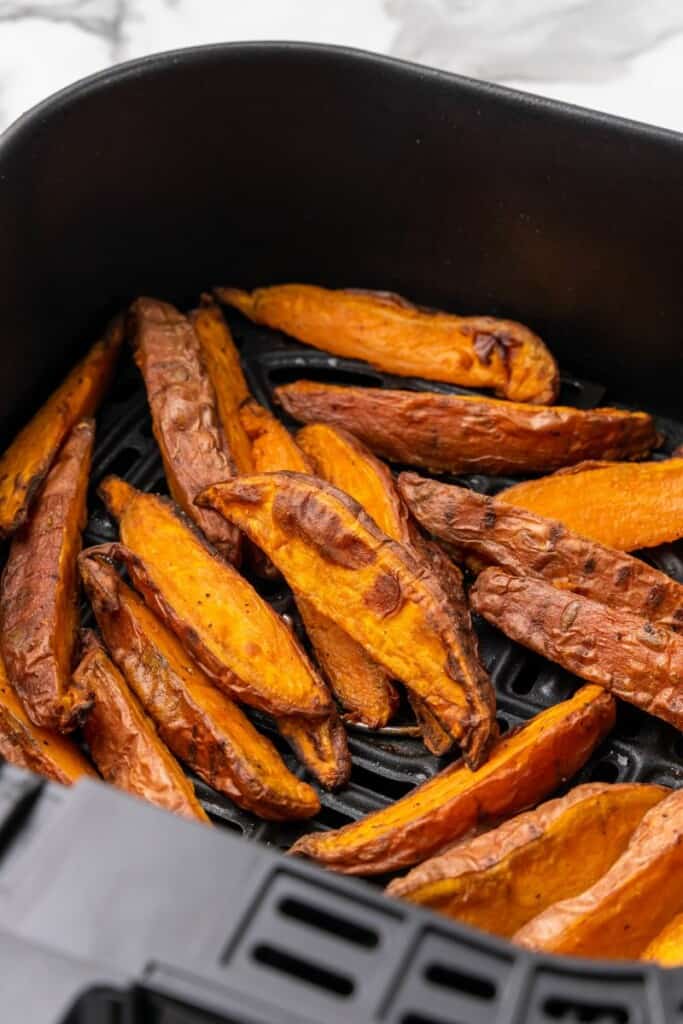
<box><xmin>0</xmin><ymin>655</ymin><xmax>95</xmax><ymax>785</ymax></box>
<box><xmin>197</xmin><ymin>472</ymin><xmax>497</xmax><ymax>767</ymax></box>
<box><xmin>190</xmin><ymin>298</ymin><xmax>254</xmax><ymax>475</ymax></box>
<box><xmin>99</xmin><ymin>476</ymin><xmax>330</xmax><ymax>719</ymax></box>
<box><xmin>0</xmin><ymin>420</ymin><xmax>95</xmax><ymax>731</ymax></box>
<box><xmin>75</xmin><ymin>631</ymin><xmax>208</xmax><ymax>822</ymax></box>
<box><xmin>387</xmin><ymin>783</ymin><xmax>666</xmax><ymax>935</ymax></box>
<box><xmin>277</xmin><ymin>710</ymin><xmax>351</xmax><ymax>791</ymax></box>
<box><xmin>407</xmin><ymin>694</ymin><xmax>454</xmax><ymax>756</ymax></box>
<box><xmin>515</xmin><ymin>787</ymin><xmax>683</xmax><ymax>958</ymax></box>
<box><xmin>497</xmin><ymin>458</ymin><xmax>683</xmax><ymax>551</ymax></box>
<box><xmin>216</xmin><ymin>284</ymin><xmax>559</xmax><ymax>404</ymax></box>
<box><xmin>130</xmin><ymin>297</ymin><xmax>240</xmax><ymax>563</ymax></box>
<box><xmin>0</xmin><ymin>316</ymin><xmax>124</xmax><ymax>537</ymax></box>
<box><xmin>643</xmin><ymin>912</ymin><xmax>683</xmax><ymax>966</ymax></box>
<box><xmin>79</xmin><ymin>553</ymin><xmax>319</xmax><ymax>819</ymax></box>
<box><xmin>288</xmin><ymin>686</ymin><xmax>614</xmax><ymax>874</ymax></box>
<box><xmin>400</xmin><ymin>475</ymin><xmax>683</xmax><ymax>633</ymax></box>
<box><xmin>471</xmin><ymin>568</ymin><xmax>683</xmax><ymax>730</ymax></box>
<box><xmin>276</xmin><ymin>382</ymin><xmax>660</xmax><ymax>475</ymax></box>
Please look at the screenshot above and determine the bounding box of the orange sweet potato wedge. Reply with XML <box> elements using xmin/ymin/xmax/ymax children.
<box><xmin>387</xmin><ymin>782</ymin><xmax>666</xmax><ymax>936</ymax></box>
<box><xmin>130</xmin><ymin>297</ymin><xmax>241</xmax><ymax>563</ymax></box>
<box><xmin>276</xmin><ymin>382</ymin><xmax>660</xmax><ymax>475</ymax></box>
<box><xmin>497</xmin><ymin>458</ymin><xmax>683</xmax><ymax>551</ymax></box>
<box><xmin>277</xmin><ymin>710</ymin><xmax>350</xmax><ymax>791</ymax></box>
<box><xmin>75</xmin><ymin>631</ymin><xmax>208</xmax><ymax>822</ymax></box>
<box><xmin>0</xmin><ymin>655</ymin><xmax>95</xmax><ymax>785</ymax></box>
<box><xmin>98</xmin><ymin>477</ymin><xmax>345</xmax><ymax>787</ymax></box>
<box><xmin>79</xmin><ymin>552</ymin><xmax>319</xmax><ymax>819</ymax></box>
<box><xmin>198</xmin><ymin>472</ymin><xmax>497</xmax><ymax>768</ymax></box>
<box><xmin>643</xmin><ymin>911</ymin><xmax>683</xmax><ymax>966</ymax></box>
<box><xmin>515</xmin><ymin>787</ymin><xmax>683</xmax><ymax>958</ymax></box>
<box><xmin>288</xmin><ymin>686</ymin><xmax>614</xmax><ymax>874</ymax></box>
<box><xmin>190</xmin><ymin>297</ymin><xmax>254</xmax><ymax>475</ymax></box>
<box><xmin>239</xmin><ymin>397</ymin><xmax>312</xmax><ymax>474</ymax></box>
<box><xmin>0</xmin><ymin>420</ymin><xmax>95</xmax><ymax>731</ymax></box>
<box><xmin>471</xmin><ymin>568</ymin><xmax>683</xmax><ymax>730</ymax></box>
<box><xmin>216</xmin><ymin>284</ymin><xmax>559</xmax><ymax>404</ymax></box>
<box><xmin>400</xmin><ymin>475</ymin><xmax>683</xmax><ymax>633</ymax></box>
<box><xmin>0</xmin><ymin>316</ymin><xmax>124</xmax><ymax>537</ymax></box>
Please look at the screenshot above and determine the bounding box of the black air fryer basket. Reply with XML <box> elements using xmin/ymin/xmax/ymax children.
<box><xmin>0</xmin><ymin>42</ymin><xmax>682</xmax><ymax>1024</ymax></box>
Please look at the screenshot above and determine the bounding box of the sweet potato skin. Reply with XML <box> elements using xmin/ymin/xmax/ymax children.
<box><xmin>76</xmin><ymin>631</ymin><xmax>208</xmax><ymax>822</ymax></box>
<box><xmin>0</xmin><ymin>656</ymin><xmax>95</xmax><ymax>785</ymax></box>
<box><xmin>0</xmin><ymin>420</ymin><xmax>95</xmax><ymax>731</ymax></box>
<box><xmin>515</xmin><ymin>787</ymin><xmax>683</xmax><ymax>958</ymax></box>
<box><xmin>131</xmin><ymin>297</ymin><xmax>241</xmax><ymax>563</ymax></box>
<box><xmin>288</xmin><ymin>686</ymin><xmax>614</xmax><ymax>874</ymax></box>
<box><xmin>497</xmin><ymin>458</ymin><xmax>683</xmax><ymax>551</ymax></box>
<box><xmin>643</xmin><ymin>911</ymin><xmax>683</xmax><ymax>966</ymax></box>
<box><xmin>0</xmin><ymin>316</ymin><xmax>123</xmax><ymax>537</ymax></box>
<box><xmin>471</xmin><ymin>568</ymin><xmax>683</xmax><ymax>730</ymax></box>
<box><xmin>98</xmin><ymin>476</ymin><xmax>331</xmax><ymax>720</ymax></box>
<box><xmin>191</xmin><ymin>297</ymin><xmax>254</xmax><ymax>475</ymax></box>
<box><xmin>217</xmin><ymin>284</ymin><xmax>559</xmax><ymax>404</ymax></box>
<box><xmin>197</xmin><ymin>472</ymin><xmax>496</xmax><ymax>768</ymax></box>
<box><xmin>400</xmin><ymin>475</ymin><xmax>683</xmax><ymax>633</ymax></box>
<box><xmin>79</xmin><ymin>552</ymin><xmax>319</xmax><ymax>820</ymax></box>
<box><xmin>387</xmin><ymin>783</ymin><xmax>666</xmax><ymax>936</ymax></box>
<box><xmin>276</xmin><ymin>382</ymin><xmax>660</xmax><ymax>475</ymax></box>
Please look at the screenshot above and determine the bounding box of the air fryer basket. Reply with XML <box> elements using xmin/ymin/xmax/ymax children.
<box><xmin>1</xmin><ymin>41</ymin><xmax>683</xmax><ymax>1024</ymax></box>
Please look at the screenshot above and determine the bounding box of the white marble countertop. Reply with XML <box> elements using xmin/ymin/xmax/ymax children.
<box><xmin>2</xmin><ymin>1</ymin><xmax>683</xmax><ymax>136</ymax></box>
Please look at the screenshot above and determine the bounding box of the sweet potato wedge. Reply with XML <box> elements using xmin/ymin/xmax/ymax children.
<box><xmin>216</xmin><ymin>284</ymin><xmax>559</xmax><ymax>404</ymax></box>
<box><xmin>399</xmin><ymin>475</ymin><xmax>683</xmax><ymax>633</ymax></box>
<box><xmin>471</xmin><ymin>568</ymin><xmax>683</xmax><ymax>729</ymax></box>
<box><xmin>387</xmin><ymin>783</ymin><xmax>666</xmax><ymax>935</ymax></box>
<box><xmin>130</xmin><ymin>297</ymin><xmax>240</xmax><ymax>563</ymax></box>
<box><xmin>239</xmin><ymin>397</ymin><xmax>312</xmax><ymax>474</ymax></box>
<box><xmin>643</xmin><ymin>912</ymin><xmax>683</xmax><ymax>966</ymax></box>
<box><xmin>407</xmin><ymin>694</ymin><xmax>454</xmax><ymax>756</ymax></box>
<box><xmin>276</xmin><ymin>382</ymin><xmax>660</xmax><ymax>475</ymax></box>
<box><xmin>288</xmin><ymin>685</ymin><xmax>614</xmax><ymax>874</ymax></box>
<box><xmin>99</xmin><ymin>476</ymin><xmax>330</xmax><ymax>719</ymax></box>
<box><xmin>75</xmin><ymin>631</ymin><xmax>208</xmax><ymax>822</ymax></box>
<box><xmin>0</xmin><ymin>316</ymin><xmax>123</xmax><ymax>537</ymax></box>
<box><xmin>515</xmin><ymin>787</ymin><xmax>683</xmax><ymax>958</ymax></box>
<box><xmin>0</xmin><ymin>420</ymin><xmax>95</xmax><ymax>731</ymax></box>
<box><xmin>197</xmin><ymin>472</ymin><xmax>497</xmax><ymax>767</ymax></box>
<box><xmin>0</xmin><ymin>655</ymin><xmax>95</xmax><ymax>785</ymax></box>
<box><xmin>190</xmin><ymin>297</ymin><xmax>254</xmax><ymax>474</ymax></box>
<box><xmin>277</xmin><ymin>710</ymin><xmax>351</xmax><ymax>791</ymax></box>
<box><xmin>79</xmin><ymin>552</ymin><xmax>319</xmax><ymax>819</ymax></box>
<box><xmin>496</xmin><ymin>458</ymin><xmax>683</xmax><ymax>551</ymax></box>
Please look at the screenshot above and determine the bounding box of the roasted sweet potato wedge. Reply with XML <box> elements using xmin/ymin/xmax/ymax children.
<box><xmin>0</xmin><ymin>420</ymin><xmax>95</xmax><ymax>731</ymax></box>
<box><xmin>277</xmin><ymin>710</ymin><xmax>351</xmax><ymax>791</ymax></box>
<box><xmin>216</xmin><ymin>284</ymin><xmax>559</xmax><ymax>404</ymax></box>
<box><xmin>130</xmin><ymin>297</ymin><xmax>240</xmax><ymax>563</ymax></box>
<box><xmin>471</xmin><ymin>568</ymin><xmax>683</xmax><ymax>730</ymax></box>
<box><xmin>75</xmin><ymin>631</ymin><xmax>208</xmax><ymax>822</ymax></box>
<box><xmin>497</xmin><ymin>458</ymin><xmax>683</xmax><ymax>551</ymax></box>
<box><xmin>190</xmin><ymin>297</ymin><xmax>254</xmax><ymax>475</ymax></box>
<box><xmin>276</xmin><ymin>382</ymin><xmax>660</xmax><ymax>475</ymax></box>
<box><xmin>288</xmin><ymin>686</ymin><xmax>614</xmax><ymax>874</ymax></box>
<box><xmin>387</xmin><ymin>783</ymin><xmax>666</xmax><ymax>935</ymax></box>
<box><xmin>0</xmin><ymin>316</ymin><xmax>123</xmax><ymax>537</ymax></box>
<box><xmin>239</xmin><ymin>397</ymin><xmax>312</xmax><ymax>474</ymax></box>
<box><xmin>197</xmin><ymin>472</ymin><xmax>496</xmax><ymax>767</ymax></box>
<box><xmin>79</xmin><ymin>553</ymin><xmax>319</xmax><ymax>819</ymax></box>
<box><xmin>515</xmin><ymin>787</ymin><xmax>683</xmax><ymax>958</ymax></box>
<box><xmin>400</xmin><ymin>475</ymin><xmax>683</xmax><ymax>633</ymax></box>
<box><xmin>643</xmin><ymin>912</ymin><xmax>683</xmax><ymax>966</ymax></box>
<box><xmin>0</xmin><ymin>655</ymin><xmax>95</xmax><ymax>785</ymax></box>
<box><xmin>99</xmin><ymin>476</ymin><xmax>330</xmax><ymax>719</ymax></box>
<box><xmin>407</xmin><ymin>694</ymin><xmax>454</xmax><ymax>756</ymax></box>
